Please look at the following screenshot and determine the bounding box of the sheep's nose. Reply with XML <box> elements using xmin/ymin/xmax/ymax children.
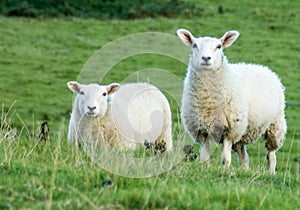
<box><xmin>202</xmin><ymin>56</ymin><xmax>211</xmax><ymax>62</ymax></box>
<box><xmin>87</xmin><ymin>106</ymin><xmax>96</xmax><ymax>111</ymax></box>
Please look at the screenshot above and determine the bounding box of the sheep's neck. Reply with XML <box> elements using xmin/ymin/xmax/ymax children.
<box><xmin>187</xmin><ymin>66</ymin><xmax>227</xmax><ymax>98</ymax></box>
<box><xmin>78</xmin><ymin>115</ymin><xmax>102</xmax><ymax>139</ymax></box>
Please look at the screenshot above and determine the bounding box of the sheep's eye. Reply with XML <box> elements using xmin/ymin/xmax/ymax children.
<box><xmin>192</xmin><ymin>43</ymin><xmax>197</xmax><ymax>48</ymax></box>
<box><xmin>102</xmin><ymin>92</ymin><xmax>107</xmax><ymax>96</ymax></box>
<box><xmin>216</xmin><ymin>44</ymin><xmax>222</xmax><ymax>49</ymax></box>
<box><xmin>79</xmin><ymin>91</ymin><xmax>84</xmax><ymax>95</ymax></box>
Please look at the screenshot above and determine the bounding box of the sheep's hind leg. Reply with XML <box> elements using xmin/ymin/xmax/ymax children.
<box><xmin>232</xmin><ymin>143</ymin><xmax>250</xmax><ymax>170</ymax></box>
<box><xmin>264</xmin><ymin>114</ymin><xmax>286</xmax><ymax>174</ymax></box>
<box><xmin>266</xmin><ymin>150</ymin><xmax>276</xmax><ymax>175</ymax></box>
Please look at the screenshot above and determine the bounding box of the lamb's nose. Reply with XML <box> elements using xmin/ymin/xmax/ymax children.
<box><xmin>88</xmin><ymin>106</ymin><xmax>96</xmax><ymax>111</ymax></box>
<box><xmin>202</xmin><ymin>56</ymin><xmax>211</xmax><ymax>62</ymax></box>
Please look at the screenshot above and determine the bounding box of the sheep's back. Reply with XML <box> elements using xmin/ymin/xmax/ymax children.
<box><xmin>230</xmin><ymin>63</ymin><xmax>285</xmax><ymax>125</ymax></box>
<box><xmin>110</xmin><ymin>83</ymin><xmax>171</xmax><ymax>145</ymax></box>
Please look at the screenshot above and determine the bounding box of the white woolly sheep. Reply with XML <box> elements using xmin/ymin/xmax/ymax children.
<box><xmin>177</xmin><ymin>29</ymin><xmax>287</xmax><ymax>174</ymax></box>
<box><xmin>67</xmin><ymin>82</ymin><xmax>172</xmax><ymax>152</ymax></box>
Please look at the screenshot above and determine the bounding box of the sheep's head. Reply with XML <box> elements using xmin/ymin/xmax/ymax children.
<box><xmin>67</xmin><ymin>81</ymin><xmax>120</xmax><ymax>117</ymax></box>
<box><xmin>176</xmin><ymin>29</ymin><xmax>239</xmax><ymax>71</ymax></box>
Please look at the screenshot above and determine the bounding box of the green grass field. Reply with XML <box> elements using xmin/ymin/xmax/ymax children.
<box><xmin>0</xmin><ymin>0</ymin><xmax>299</xmax><ymax>209</ymax></box>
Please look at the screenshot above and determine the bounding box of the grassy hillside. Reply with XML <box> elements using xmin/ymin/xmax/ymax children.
<box><xmin>0</xmin><ymin>0</ymin><xmax>299</xmax><ymax>209</ymax></box>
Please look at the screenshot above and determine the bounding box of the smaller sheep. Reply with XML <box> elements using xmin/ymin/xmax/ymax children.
<box><xmin>177</xmin><ymin>29</ymin><xmax>287</xmax><ymax>174</ymax></box>
<box><xmin>67</xmin><ymin>81</ymin><xmax>172</xmax><ymax>152</ymax></box>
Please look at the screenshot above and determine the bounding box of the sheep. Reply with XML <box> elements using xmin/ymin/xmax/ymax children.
<box><xmin>67</xmin><ymin>81</ymin><xmax>172</xmax><ymax>152</ymax></box>
<box><xmin>177</xmin><ymin>29</ymin><xmax>287</xmax><ymax>174</ymax></box>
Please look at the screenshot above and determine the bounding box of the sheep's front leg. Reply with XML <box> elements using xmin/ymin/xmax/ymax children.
<box><xmin>68</xmin><ymin>120</ymin><xmax>75</xmax><ymax>144</ymax></box>
<box><xmin>232</xmin><ymin>143</ymin><xmax>250</xmax><ymax>169</ymax></box>
<box><xmin>266</xmin><ymin>150</ymin><xmax>276</xmax><ymax>175</ymax></box>
<box><xmin>199</xmin><ymin>140</ymin><xmax>210</xmax><ymax>163</ymax></box>
<box><xmin>222</xmin><ymin>139</ymin><xmax>232</xmax><ymax>167</ymax></box>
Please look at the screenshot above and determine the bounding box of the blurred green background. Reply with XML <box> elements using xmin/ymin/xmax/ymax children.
<box><xmin>0</xmin><ymin>0</ymin><xmax>299</xmax><ymax>209</ymax></box>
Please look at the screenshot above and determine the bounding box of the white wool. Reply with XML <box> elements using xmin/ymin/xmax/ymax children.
<box><xmin>67</xmin><ymin>82</ymin><xmax>172</xmax><ymax>152</ymax></box>
<box><xmin>177</xmin><ymin>29</ymin><xmax>286</xmax><ymax>174</ymax></box>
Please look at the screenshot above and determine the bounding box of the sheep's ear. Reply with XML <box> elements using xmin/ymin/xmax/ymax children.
<box><xmin>220</xmin><ymin>30</ymin><xmax>240</xmax><ymax>48</ymax></box>
<box><xmin>67</xmin><ymin>81</ymin><xmax>81</xmax><ymax>94</ymax></box>
<box><xmin>176</xmin><ymin>29</ymin><xmax>195</xmax><ymax>47</ymax></box>
<box><xmin>106</xmin><ymin>83</ymin><xmax>120</xmax><ymax>95</ymax></box>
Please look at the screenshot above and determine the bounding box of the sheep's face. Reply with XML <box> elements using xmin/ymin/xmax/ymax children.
<box><xmin>190</xmin><ymin>37</ymin><xmax>224</xmax><ymax>71</ymax></box>
<box><xmin>67</xmin><ymin>82</ymin><xmax>120</xmax><ymax>117</ymax></box>
<box><xmin>177</xmin><ymin>29</ymin><xmax>240</xmax><ymax>72</ymax></box>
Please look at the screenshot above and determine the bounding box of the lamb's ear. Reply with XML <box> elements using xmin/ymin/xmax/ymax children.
<box><xmin>220</xmin><ymin>30</ymin><xmax>240</xmax><ymax>48</ymax></box>
<box><xmin>67</xmin><ymin>81</ymin><xmax>81</xmax><ymax>94</ymax></box>
<box><xmin>106</xmin><ymin>83</ymin><xmax>120</xmax><ymax>95</ymax></box>
<box><xmin>176</xmin><ymin>29</ymin><xmax>195</xmax><ymax>47</ymax></box>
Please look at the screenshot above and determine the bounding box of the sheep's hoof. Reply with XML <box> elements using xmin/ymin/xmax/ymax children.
<box><xmin>222</xmin><ymin>159</ymin><xmax>231</xmax><ymax>167</ymax></box>
<box><xmin>199</xmin><ymin>156</ymin><xmax>210</xmax><ymax>164</ymax></box>
<box><xmin>154</xmin><ymin>141</ymin><xmax>166</xmax><ymax>155</ymax></box>
<box><xmin>144</xmin><ymin>140</ymin><xmax>154</xmax><ymax>150</ymax></box>
<box><xmin>183</xmin><ymin>145</ymin><xmax>197</xmax><ymax>162</ymax></box>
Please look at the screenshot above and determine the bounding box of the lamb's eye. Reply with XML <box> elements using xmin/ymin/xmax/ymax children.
<box><xmin>216</xmin><ymin>44</ymin><xmax>222</xmax><ymax>49</ymax></box>
<box><xmin>102</xmin><ymin>92</ymin><xmax>107</xmax><ymax>96</ymax></box>
<box><xmin>192</xmin><ymin>43</ymin><xmax>197</xmax><ymax>48</ymax></box>
<box><xmin>79</xmin><ymin>91</ymin><xmax>84</xmax><ymax>95</ymax></box>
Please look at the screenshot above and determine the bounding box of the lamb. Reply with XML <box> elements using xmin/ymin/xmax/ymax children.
<box><xmin>177</xmin><ymin>29</ymin><xmax>287</xmax><ymax>174</ymax></box>
<box><xmin>67</xmin><ymin>81</ymin><xmax>172</xmax><ymax>152</ymax></box>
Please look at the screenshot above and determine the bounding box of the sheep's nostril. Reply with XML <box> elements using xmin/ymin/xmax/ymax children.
<box><xmin>88</xmin><ymin>106</ymin><xmax>96</xmax><ymax>111</ymax></box>
<box><xmin>202</xmin><ymin>56</ymin><xmax>211</xmax><ymax>62</ymax></box>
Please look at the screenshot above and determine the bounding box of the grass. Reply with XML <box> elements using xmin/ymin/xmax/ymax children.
<box><xmin>0</xmin><ymin>0</ymin><xmax>300</xmax><ymax>209</ymax></box>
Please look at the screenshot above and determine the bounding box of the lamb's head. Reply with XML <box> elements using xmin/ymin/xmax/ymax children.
<box><xmin>177</xmin><ymin>29</ymin><xmax>239</xmax><ymax>71</ymax></box>
<box><xmin>67</xmin><ymin>81</ymin><xmax>120</xmax><ymax>117</ymax></box>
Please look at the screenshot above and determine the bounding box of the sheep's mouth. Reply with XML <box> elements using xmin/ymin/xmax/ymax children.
<box><xmin>201</xmin><ymin>62</ymin><xmax>211</xmax><ymax>66</ymax></box>
<box><xmin>86</xmin><ymin>112</ymin><xmax>98</xmax><ymax>117</ymax></box>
